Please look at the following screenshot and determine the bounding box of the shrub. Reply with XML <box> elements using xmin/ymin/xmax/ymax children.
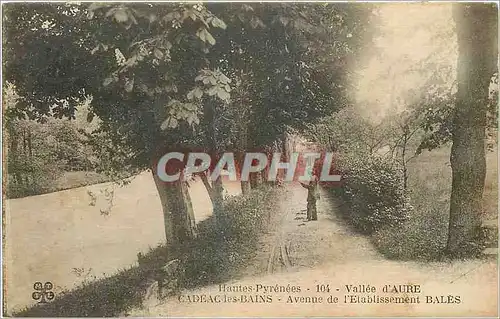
<box><xmin>222</xmin><ymin>187</ymin><xmax>270</xmax><ymax>239</ymax></box>
<box><xmin>372</xmin><ymin>207</ymin><xmax>448</xmax><ymax>260</ymax></box>
<box><xmin>182</xmin><ymin>186</ymin><xmax>273</xmax><ymax>287</ymax></box>
<box><xmin>334</xmin><ymin>153</ymin><xmax>412</xmax><ymax>234</ymax></box>
<box><xmin>5</xmin><ymin>118</ymin><xmax>101</xmax><ymax>198</ymax></box>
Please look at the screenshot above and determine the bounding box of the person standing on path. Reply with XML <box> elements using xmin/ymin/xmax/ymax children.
<box><xmin>300</xmin><ymin>174</ymin><xmax>320</xmax><ymax>221</ymax></box>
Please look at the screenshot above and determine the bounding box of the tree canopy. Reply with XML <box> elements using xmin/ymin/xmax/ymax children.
<box><xmin>4</xmin><ymin>2</ymin><xmax>375</xmax><ymax>243</ymax></box>
<box><xmin>4</xmin><ymin>3</ymin><xmax>374</xmax><ymax>165</ymax></box>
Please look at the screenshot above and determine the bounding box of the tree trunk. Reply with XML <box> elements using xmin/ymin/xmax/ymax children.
<box><xmin>152</xmin><ymin>170</ymin><xmax>197</xmax><ymax>248</ymax></box>
<box><xmin>281</xmin><ymin>131</ymin><xmax>290</xmax><ymax>162</ymax></box>
<box><xmin>249</xmin><ymin>171</ymin><xmax>263</xmax><ymax>188</ymax></box>
<box><xmin>200</xmin><ymin>173</ymin><xmax>225</xmax><ymax>220</ymax></box>
<box><xmin>241</xmin><ymin>180</ymin><xmax>251</xmax><ymax>195</ymax></box>
<box><xmin>203</xmin><ymin>100</ymin><xmax>226</xmax><ymax>221</ymax></box>
<box><xmin>401</xmin><ymin>127</ymin><xmax>408</xmax><ymax>191</ymax></box>
<box><xmin>27</xmin><ymin>130</ymin><xmax>33</xmax><ymax>158</ymax></box>
<box><xmin>236</xmin><ymin>151</ymin><xmax>251</xmax><ymax>195</ymax></box>
<box><xmin>213</xmin><ymin>176</ymin><xmax>225</xmax><ymax>217</ymax></box>
<box><xmin>8</xmin><ymin>123</ymin><xmax>21</xmax><ymax>188</ymax></box>
<box><xmin>447</xmin><ymin>3</ymin><xmax>498</xmax><ymax>256</ymax></box>
<box><xmin>236</xmin><ymin>95</ymin><xmax>251</xmax><ymax>194</ymax></box>
<box><xmin>265</xmin><ymin>140</ymin><xmax>280</xmax><ymax>187</ymax></box>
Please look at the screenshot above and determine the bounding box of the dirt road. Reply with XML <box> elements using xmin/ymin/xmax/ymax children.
<box><xmin>131</xmin><ymin>183</ymin><xmax>498</xmax><ymax>317</ymax></box>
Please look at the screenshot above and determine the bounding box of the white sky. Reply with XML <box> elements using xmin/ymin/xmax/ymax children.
<box><xmin>355</xmin><ymin>3</ymin><xmax>457</xmax><ymax>122</ymax></box>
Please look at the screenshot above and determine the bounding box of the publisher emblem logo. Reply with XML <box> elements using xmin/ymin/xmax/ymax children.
<box><xmin>32</xmin><ymin>281</ymin><xmax>55</xmax><ymax>303</ymax></box>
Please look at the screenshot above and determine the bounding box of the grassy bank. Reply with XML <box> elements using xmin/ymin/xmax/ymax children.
<box><xmin>7</xmin><ymin>171</ymin><xmax>113</xmax><ymax>199</ymax></box>
<box><xmin>373</xmin><ymin>146</ymin><xmax>498</xmax><ymax>260</ymax></box>
<box><xmin>12</xmin><ymin>186</ymin><xmax>276</xmax><ymax>317</ymax></box>
<box><xmin>328</xmin><ymin>146</ymin><xmax>498</xmax><ymax>261</ymax></box>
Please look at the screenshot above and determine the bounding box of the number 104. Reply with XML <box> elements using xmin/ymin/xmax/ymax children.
<box><xmin>316</xmin><ymin>284</ymin><xmax>330</xmax><ymax>293</ymax></box>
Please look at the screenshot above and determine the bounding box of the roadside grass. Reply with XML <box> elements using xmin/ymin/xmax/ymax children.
<box><xmin>54</xmin><ymin>171</ymin><xmax>114</xmax><ymax>191</ymax></box>
<box><xmin>54</xmin><ymin>171</ymin><xmax>109</xmax><ymax>188</ymax></box>
<box><xmin>11</xmin><ymin>186</ymin><xmax>276</xmax><ymax>317</ymax></box>
<box><xmin>7</xmin><ymin>171</ymin><xmax>113</xmax><ymax>199</ymax></box>
<box><xmin>373</xmin><ymin>145</ymin><xmax>498</xmax><ymax>260</ymax></box>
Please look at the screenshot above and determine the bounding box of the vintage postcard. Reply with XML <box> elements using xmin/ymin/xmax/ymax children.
<box><xmin>1</xmin><ymin>1</ymin><xmax>498</xmax><ymax>317</ymax></box>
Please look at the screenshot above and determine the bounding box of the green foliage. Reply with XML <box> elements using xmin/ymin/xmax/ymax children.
<box><xmin>416</xmin><ymin>67</ymin><xmax>498</xmax><ymax>154</ymax></box>
<box><xmin>13</xmin><ymin>261</ymin><xmax>155</xmax><ymax>317</ymax></box>
<box><xmin>304</xmin><ymin>107</ymin><xmax>393</xmax><ymax>154</ymax></box>
<box><xmin>5</xmin><ymin>117</ymin><xmax>95</xmax><ymax>198</ymax></box>
<box><xmin>4</xmin><ymin>2</ymin><xmax>374</xmax><ymax>175</ymax></box>
<box><xmin>416</xmin><ymin>90</ymin><xmax>455</xmax><ymax>154</ymax></box>
<box><xmin>372</xmin><ymin>207</ymin><xmax>448</xmax><ymax>260</ymax></box>
<box><xmin>183</xmin><ymin>186</ymin><xmax>273</xmax><ymax>287</ymax></box>
<box><xmin>4</xmin><ymin>3</ymin><xmax>225</xmax><ymax>173</ymax></box>
<box><xmin>371</xmin><ymin>147</ymin><xmax>498</xmax><ymax>260</ymax></box>
<box><xmin>219</xmin><ymin>186</ymin><xmax>271</xmax><ymax>240</ymax></box>
<box><xmin>333</xmin><ymin>153</ymin><xmax>412</xmax><ymax>234</ymax></box>
<box><xmin>3</xmin><ymin>3</ymin><xmax>92</xmax><ymax>121</ymax></box>
<box><xmin>208</xmin><ymin>3</ymin><xmax>374</xmax><ymax>148</ymax></box>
